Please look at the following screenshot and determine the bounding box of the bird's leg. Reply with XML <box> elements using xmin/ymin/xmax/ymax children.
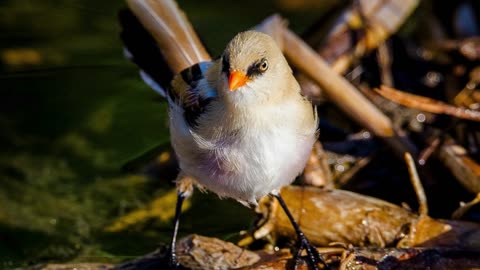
<box><xmin>271</xmin><ymin>192</ymin><xmax>330</xmax><ymax>270</ymax></box>
<box><xmin>168</xmin><ymin>176</ymin><xmax>194</xmax><ymax>269</ymax></box>
<box><xmin>168</xmin><ymin>190</ymin><xmax>185</xmax><ymax>269</ymax></box>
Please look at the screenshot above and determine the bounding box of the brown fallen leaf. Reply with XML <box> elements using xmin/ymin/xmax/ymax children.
<box><xmin>254</xmin><ymin>186</ymin><xmax>480</xmax><ymax>250</ymax></box>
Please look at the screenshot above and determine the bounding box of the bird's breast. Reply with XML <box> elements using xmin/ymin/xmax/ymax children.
<box><xmin>173</xmin><ymin>97</ymin><xmax>317</xmax><ymax>203</ymax></box>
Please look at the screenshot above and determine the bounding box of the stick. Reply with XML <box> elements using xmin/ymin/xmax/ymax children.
<box><xmin>405</xmin><ymin>152</ymin><xmax>428</xmax><ymax>216</ymax></box>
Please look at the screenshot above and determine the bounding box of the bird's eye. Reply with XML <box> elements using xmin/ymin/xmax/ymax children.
<box><xmin>247</xmin><ymin>58</ymin><xmax>269</xmax><ymax>77</ymax></box>
<box><xmin>258</xmin><ymin>59</ymin><xmax>268</xmax><ymax>72</ymax></box>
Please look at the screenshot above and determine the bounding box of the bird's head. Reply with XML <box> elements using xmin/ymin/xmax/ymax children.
<box><xmin>218</xmin><ymin>31</ymin><xmax>292</xmax><ymax>104</ymax></box>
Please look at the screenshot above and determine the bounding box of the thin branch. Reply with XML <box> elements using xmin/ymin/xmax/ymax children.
<box><xmin>376</xmin><ymin>85</ymin><xmax>480</xmax><ymax>121</ymax></box>
<box><xmin>405</xmin><ymin>152</ymin><xmax>428</xmax><ymax>216</ymax></box>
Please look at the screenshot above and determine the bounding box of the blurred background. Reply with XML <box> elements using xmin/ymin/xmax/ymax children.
<box><xmin>0</xmin><ymin>0</ymin><xmax>335</xmax><ymax>268</ymax></box>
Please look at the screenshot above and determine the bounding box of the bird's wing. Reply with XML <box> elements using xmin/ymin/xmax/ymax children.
<box><xmin>169</xmin><ymin>62</ymin><xmax>218</xmax><ymax>128</ymax></box>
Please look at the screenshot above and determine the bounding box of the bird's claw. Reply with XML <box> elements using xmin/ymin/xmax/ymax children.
<box><xmin>168</xmin><ymin>247</ymin><xmax>182</xmax><ymax>270</ymax></box>
<box><xmin>292</xmin><ymin>233</ymin><xmax>330</xmax><ymax>270</ymax></box>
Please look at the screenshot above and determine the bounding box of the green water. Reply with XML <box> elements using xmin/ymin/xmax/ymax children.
<box><xmin>0</xmin><ymin>0</ymin><xmax>329</xmax><ymax>268</ymax></box>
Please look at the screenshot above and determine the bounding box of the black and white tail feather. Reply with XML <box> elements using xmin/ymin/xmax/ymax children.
<box><xmin>119</xmin><ymin>0</ymin><xmax>215</xmax><ymax>127</ymax></box>
<box><xmin>118</xmin><ymin>8</ymin><xmax>173</xmax><ymax>94</ymax></box>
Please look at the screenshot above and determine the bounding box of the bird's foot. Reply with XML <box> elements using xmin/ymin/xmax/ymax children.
<box><xmin>291</xmin><ymin>232</ymin><xmax>330</xmax><ymax>270</ymax></box>
<box><xmin>167</xmin><ymin>247</ymin><xmax>183</xmax><ymax>270</ymax></box>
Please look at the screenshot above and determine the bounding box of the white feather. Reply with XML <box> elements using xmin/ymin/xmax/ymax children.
<box><xmin>139</xmin><ymin>70</ymin><xmax>166</xmax><ymax>97</ymax></box>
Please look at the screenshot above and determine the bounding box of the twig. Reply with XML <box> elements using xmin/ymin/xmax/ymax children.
<box><xmin>437</xmin><ymin>137</ymin><xmax>480</xmax><ymax>193</ymax></box>
<box><xmin>430</xmin><ymin>37</ymin><xmax>480</xmax><ymax>61</ymax></box>
<box><xmin>453</xmin><ymin>67</ymin><xmax>480</xmax><ymax>108</ymax></box>
<box><xmin>418</xmin><ymin>137</ymin><xmax>441</xmax><ymax>166</ymax></box>
<box><xmin>452</xmin><ymin>193</ymin><xmax>480</xmax><ymax>219</ymax></box>
<box><xmin>377</xmin><ymin>41</ymin><xmax>394</xmax><ymax>87</ymax></box>
<box><xmin>303</xmin><ymin>142</ymin><xmax>334</xmax><ymax>187</ymax></box>
<box><xmin>376</xmin><ymin>85</ymin><xmax>480</xmax><ymax>121</ymax></box>
<box><xmin>404</xmin><ymin>152</ymin><xmax>428</xmax><ymax>216</ymax></box>
<box><xmin>335</xmin><ymin>155</ymin><xmax>373</xmax><ymax>188</ymax></box>
<box><xmin>281</xmin><ymin>23</ymin><xmax>395</xmax><ymax>138</ymax></box>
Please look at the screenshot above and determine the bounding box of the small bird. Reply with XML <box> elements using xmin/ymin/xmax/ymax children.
<box><xmin>169</xmin><ymin>31</ymin><xmax>318</xmax><ymax>206</ymax></box>
<box><xmin>120</xmin><ymin>1</ymin><xmax>328</xmax><ymax>269</ymax></box>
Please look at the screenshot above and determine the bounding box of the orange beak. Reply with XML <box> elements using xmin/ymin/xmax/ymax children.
<box><xmin>228</xmin><ymin>70</ymin><xmax>248</xmax><ymax>91</ymax></box>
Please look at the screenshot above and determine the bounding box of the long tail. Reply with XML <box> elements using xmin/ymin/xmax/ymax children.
<box><xmin>119</xmin><ymin>0</ymin><xmax>211</xmax><ymax>93</ymax></box>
